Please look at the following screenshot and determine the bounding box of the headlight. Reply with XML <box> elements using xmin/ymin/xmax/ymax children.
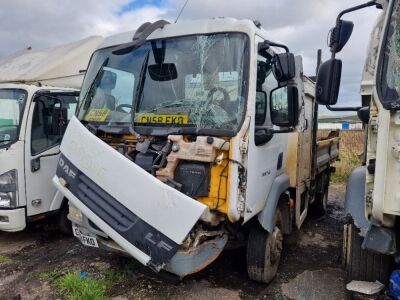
<box><xmin>0</xmin><ymin>170</ymin><xmax>18</xmax><ymax>208</ymax></box>
<box><xmin>68</xmin><ymin>203</ymin><xmax>83</xmax><ymax>223</ymax></box>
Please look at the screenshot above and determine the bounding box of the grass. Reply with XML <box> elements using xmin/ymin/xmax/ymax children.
<box><xmin>0</xmin><ymin>255</ymin><xmax>14</xmax><ymax>264</ymax></box>
<box><xmin>55</xmin><ymin>272</ymin><xmax>109</xmax><ymax>300</ymax></box>
<box><xmin>318</xmin><ymin>130</ymin><xmax>364</xmax><ymax>183</ymax></box>
<box><xmin>36</xmin><ymin>269</ymin><xmax>131</xmax><ymax>300</ymax></box>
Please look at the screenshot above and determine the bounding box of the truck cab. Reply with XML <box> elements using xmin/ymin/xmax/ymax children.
<box><xmin>0</xmin><ymin>36</ymin><xmax>102</xmax><ymax>232</ymax></box>
<box><xmin>315</xmin><ymin>0</ymin><xmax>399</xmax><ymax>284</ymax></box>
<box><xmin>55</xmin><ymin>18</ymin><xmax>338</xmax><ymax>282</ymax></box>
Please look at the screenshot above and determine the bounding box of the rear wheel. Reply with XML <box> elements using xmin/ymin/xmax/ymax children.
<box><xmin>310</xmin><ymin>188</ymin><xmax>328</xmax><ymax>217</ymax></box>
<box><xmin>344</xmin><ymin>222</ymin><xmax>392</xmax><ymax>284</ymax></box>
<box><xmin>247</xmin><ymin>211</ymin><xmax>283</xmax><ymax>283</ymax></box>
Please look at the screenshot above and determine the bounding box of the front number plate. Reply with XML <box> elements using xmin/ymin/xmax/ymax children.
<box><xmin>72</xmin><ymin>225</ymin><xmax>99</xmax><ymax>248</ymax></box>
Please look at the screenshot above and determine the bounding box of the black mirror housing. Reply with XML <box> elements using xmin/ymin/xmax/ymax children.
<box><xmin>316</xmin><ymin>58</ymin><xmax>342</xmax><ymax>105</ymax></box>
<box><xmin>272</xmin><ymin>53</ymin><xmax>296</xmax><ymax>82</ymax></box>
<box><xmin>357</xmin><ymin>106</ymin><xmax>370</xmax><ymax>124</ymax></box>
<box><xmin>270</xmin><ymin>85</ymin><xmax>299</xmax><ymax>127</ymax></box>
<box><xmin>329</xmin><ymin>20</ymin><xmax>354</xmax><ymax>53</ymax></box>
<box><xmin>148</xmin><ymin>63</ymin><xmax>178</xmax><ymax>81</ymax></box>
<box><xmin>255</xmin><ymin>128</ymin><xmax>274</xmax><ymax>146</ymax></box>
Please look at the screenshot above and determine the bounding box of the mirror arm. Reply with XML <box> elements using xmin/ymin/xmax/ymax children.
<box><xmin>264</xmin><ymin>40</ymin><xmax>289</xmax><ymax>53</ymax></box>
<box><xmin>330</xmin><ymin>0</ymin><xmax>380</xmax><ymax>57</ymax></box>
<box><xmin>259</xmin><ymin>40</ymin><xmax>289</xmax><ymax>53</ymax></box>
<box><xmin>326</xmin><ymin>105</ymin><xmax>362</xmax><ymax>112</ymax></box>
<box><xmin>336</xmin><ymin>1</ymin><xmax>379</xmax><ymax>22</ymax></box>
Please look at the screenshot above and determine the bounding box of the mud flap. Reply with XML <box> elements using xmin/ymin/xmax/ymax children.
<box><xmin>54</xmin><ymin>117</ymin><xmax>207</xmax><ymax>269</ymax></box>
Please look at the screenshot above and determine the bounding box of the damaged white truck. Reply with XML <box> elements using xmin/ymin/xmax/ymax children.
<box><xmin>315</xmin><ymin>0</ymin><xmax>399</xmax><ymax>284</ymax></box>
<box><xmin>54</xmin><ymin>19</ymin><xmax>339</xmax><ymax>282</ymax></box>
<box><xmin>0</xmin><ymin>36</ymin><xmax>102</xmax><ymax>232</ymax></box>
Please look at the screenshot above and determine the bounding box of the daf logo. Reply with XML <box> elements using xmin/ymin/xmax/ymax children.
<box><xmin>59</xmin><ymin>158</ymin><xmax>76</xmax><ymax>179</ymax></box>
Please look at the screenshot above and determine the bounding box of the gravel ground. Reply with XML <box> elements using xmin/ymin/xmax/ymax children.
<box><xmin>0</xmin><ymin>183</ymin><xmax>347</xmax><ymax>300</ymax></box>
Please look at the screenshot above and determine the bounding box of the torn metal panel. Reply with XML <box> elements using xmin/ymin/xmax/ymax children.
<box><xmin>164</xmin><ymin>234</ymin><xmax>228</xmax><ymax>278</ymax></box>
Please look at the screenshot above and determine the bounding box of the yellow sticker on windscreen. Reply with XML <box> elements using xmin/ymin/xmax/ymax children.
<box><xmin>135</xmin><ymin>114</ymin><xmax>189</xmax><ymax>124</ymax></box>
<box><xmin>84</xmin><ymin>108</ymin><xmax>110</xmax><ymax>122</ymax></box>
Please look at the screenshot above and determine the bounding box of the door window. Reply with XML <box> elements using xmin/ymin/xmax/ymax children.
<box><xmin>255</xmin><ymin>59</ymin><xmax>278</xmax><ymax>127</ymax></box>
<box><xmin>31</xmin><ymin>94</ymin><xmax>78</xmax><ymax>155</ymax></box>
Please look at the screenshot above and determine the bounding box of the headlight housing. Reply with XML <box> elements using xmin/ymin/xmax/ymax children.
<box><xmin>68</xmin><ymin>203</ymin><xmax>83</xmax><ymax>224</ymax></box>
<box><xmin>0</xmin><ymin>170</ymin><xmax>18</xmax><ymax>208</ymax></box>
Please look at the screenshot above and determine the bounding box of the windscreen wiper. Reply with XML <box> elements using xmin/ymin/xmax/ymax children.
<box><xmin>78</xmin><ymin>57</ymin><xmax>109</xmax><ymax>113</ymax></box>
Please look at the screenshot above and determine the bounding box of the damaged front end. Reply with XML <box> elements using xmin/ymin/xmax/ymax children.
<box><xmin>55</xmin><ymin>30</ymin><xmax>250</xmax><ymax>276</ymax></box>
<box><xmin>55</xmin><ymin>116</ymin><xmax>239</xmax><ymax>275</ymax></box>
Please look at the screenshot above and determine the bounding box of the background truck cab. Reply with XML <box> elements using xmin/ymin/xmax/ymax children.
<box><xmin>0</xmin><ymin>36</ymin><xmax>102</xmax><ymax>232</ymax></box>
<box><xmin>315</xmin><ymin>0</ymin><xmax>399</xmax><ymax>285</ymax></box>
<box><xmin>55</xmin><ymin>19</ymin><xmax>339</xmax><ymax>282</ymax></box>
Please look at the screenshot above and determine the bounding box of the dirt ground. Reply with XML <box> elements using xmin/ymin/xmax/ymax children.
<box><xmin>0</xmin><ymin>183</ymin><xmax>347</xmax><ymax>300</ymax></box>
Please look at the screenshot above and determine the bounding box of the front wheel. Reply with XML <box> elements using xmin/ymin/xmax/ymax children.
<box><xmin>57</xmin><ymin>203</ymin><xmax>72</xmax><ymax>235</ymax></box>
<box><xmin>247</xmin><ymin>212</ymin><xmax>283</xmax><ymax>283</ymax></box>
<box><xmin>344</xmin><ymin>222</ymin><xmax>392</xmax><ymax>284</ymax></box>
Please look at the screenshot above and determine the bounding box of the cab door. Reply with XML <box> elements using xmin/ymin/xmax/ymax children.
<box><xmin>244</xmin><ymin>36</ymin><xmax>288</xmax><ymax>222</ymax></box>
<box><xmin>24</xmin><ymin>92</ymin><xmax>78</xmax><ymax>217</ymax></box>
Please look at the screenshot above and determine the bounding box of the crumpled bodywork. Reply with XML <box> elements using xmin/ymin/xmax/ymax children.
<box><xmin>54</xmin><ymin>116</ymin><xmax>208</xmax><ymax>269</ymax></box>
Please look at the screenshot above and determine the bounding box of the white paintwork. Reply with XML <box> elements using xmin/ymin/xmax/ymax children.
<box><xmin>60</xmin><ymin>116</ymin><xmax>207</xmax><ymax>244</ymax></box>
<box><xmin>243</xmin><ymin>35</ymin><xmax>287</xmax><ymax>222</ymax></box>
<box><xmin>0</xmin><ymin>84</ymin><xmax>77</xmax><ymax>231</ymax></box>
<box><xmin>360</xmin><ymin>0</ymin><xmax>400</xmax><ymax>226</ymax></box>
<box><xmin>0</xmin><ymin>208</ymin><xmax>26</xmax><ymax>232</ymax></box>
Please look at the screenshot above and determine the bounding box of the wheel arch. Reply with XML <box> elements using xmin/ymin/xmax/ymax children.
<box><xmin>257</xmin><ymin>173</ymin><xmax>290</xmax><ymax>233</ymax></box>
<box><xmin>345</xmin><ymin>166</ymin><xmax>370</xmax><ymax>233</ymax></box>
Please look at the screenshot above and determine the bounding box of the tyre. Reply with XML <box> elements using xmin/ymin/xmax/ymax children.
<box><xmin>57</xmin><ymin>203</ymin><xmax>72</xmax><ymax>235</ymax></box>
<box><xmin>247</xmin><ymin>211</ymin><xmax>283</xmax><ymax>283</ymax></box>
<box><xmin>309</xmin><ymin>188</ymin><xmax>328</xmax><ymax>217</ymax></box>
<box><xmin>344</xmin><ymin>222</ymin><xmax>392</xmax><ymax>284</ymax></box>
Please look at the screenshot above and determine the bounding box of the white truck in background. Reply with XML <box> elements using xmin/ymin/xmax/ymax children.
<box><xmin>54</xmin><ymin>19</ymin><xmax>339</xmax><ymax>282</ymax></box>
<box><xmin>315</xmin><ymin>0</ymin><xmax>399</xmax><ymax>285</ymax></box>
<box><xmin>0</xmin><ymin>36</ymin><xmax>102</xmax><ymax>233</ymax></box>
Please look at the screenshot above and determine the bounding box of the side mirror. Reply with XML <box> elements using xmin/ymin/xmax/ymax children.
<box><xmin>357</xmin><ymin>106</ymin><xmax>370</xmax><ymax>124</ymax></box>
<box><xmin>272</xmin><ymin>53</ymin><xmax>296</xmax><ymax>82</ymax></box>
<box><xmin>315</xmin><ymin>58</ymin><xmax>342</xmax><ymax>105</ymax></box>
<box><xmin>270</xmin><ymin>85</ymin><xmax>299</xmax><ymax>127</ymax></box>
<box><xmin>329</xmin><ymin>20</ymin><xmax>354</xmax><ymax>53</ymax></box>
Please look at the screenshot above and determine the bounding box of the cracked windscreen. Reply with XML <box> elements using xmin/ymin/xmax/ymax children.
<box><xmin>134</xmin><ymin>33</ymin><xmax>248</xmax><ymax>132</ymax></box>
<box><xmin>0</xmin><ymin>89</ymin><xmax>27</xmax><ymax>145</ymax></box>
<box><xmin>78</xmin><ymin>48</ymin><xmax>136</xmax><ymax>125</ymax></box>
<box><xmin>380</xmin><ymin>1</ymin><xmax>400</xmax><ymax>110</ymax></box>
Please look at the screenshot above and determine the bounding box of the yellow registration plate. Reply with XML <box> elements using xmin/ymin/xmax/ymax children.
<box><xmin>135</xmin><ymin>113</ymin><xmax>189</xmax><ymax>124</ymax></box>
<box><xmin>84</xmin><ymin>108</ymin><xmax>110</xmax><ymax>122</ymax></box>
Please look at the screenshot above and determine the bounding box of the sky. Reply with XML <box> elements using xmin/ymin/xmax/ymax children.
<box><xmin>0</xmin><ymin>0</ymin><xmax>382</xmax><ymax>112</ymax></box>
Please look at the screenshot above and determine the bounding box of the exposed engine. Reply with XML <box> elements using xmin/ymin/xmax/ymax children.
<box><xmin>119</xmin><ymin>135</ymin><xmax>230</xmax><ymax>200</ymax></box>
<box><xmin>97</xmin><ymin>131</ymin><xmax>231</xmax><ymax>248</ymax></box>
